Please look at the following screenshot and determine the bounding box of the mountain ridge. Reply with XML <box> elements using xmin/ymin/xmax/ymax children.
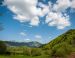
<box><xmin>3</xmin><ymin>41</ymin><xmax>42</xmax><ymax>48</ymax></box>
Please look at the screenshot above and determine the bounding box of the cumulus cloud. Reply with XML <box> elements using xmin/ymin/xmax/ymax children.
<box><xmin>46</xmin><ymin>12</ymin><xmax>70</xmax><ymax>29</ymax></box>
<box><xmin>38</xmin><ymin>2</ymin><xmax>50</xmax><ymax>17</ymax></box>
<box><xmin>53</xmin><ymin>0</ymin><xmax>71</xmax><ymax>12</ymax></box>
<box><xmin>70</xmin><ymin>0</ymin><xmax>75</xmax><ymax>9</ymax></box>
<box><xmin>35</xmin><ymin>35</ymin><xmax>42</xmax><ymax>39</ymax></box>
<box><xmin>3</xmin><ymin>0</ymin><xmax>41</xmax><ymax>25</ymax></box>
<box><xmin>3</xmin><ymin>0</ymin><xmax>74</xmax><ymax>29</ymax></box>
<box><xmin>20</xmin><ymin>32</ymin><xmax>27</xmax><ymax>36</ymax></box>
<box><xmin>53</xmin><ymin>0</ymin><xmax>75</xmax><ymax>12</ymax></box>
<box><xmin>24</xmin><ymin>39</ymin><xmax>31</xmax><ymax>42</ymax></box>
<box><xmin>30</xmin><ymin>16</ymin><xmax>40</xmax><ymax>26</ymax></box>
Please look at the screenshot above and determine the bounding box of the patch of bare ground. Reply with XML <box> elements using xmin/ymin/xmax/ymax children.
<box><xmin>67</xmin><ymin>52</ymin><xmax>75</xmax><ymax>58</ymax></box>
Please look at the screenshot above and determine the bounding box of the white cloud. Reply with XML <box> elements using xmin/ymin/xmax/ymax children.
<box><xmin>35</xmin><ymin>35</ymin><xmax>42</xmax><ymax>39</ymax></box>
<box><xmin>3</xmin><ymin>0</ymin><xmax>73</xmax><ymax>29</ymax></box>
<box><xmin>46</xmin><ymin>12</ymin><xmax>70</xmax><ymax>29</ymax></box>
<box><xmin>3</xmin><ymin>0</ymin><xmax>41</xmax><ymax>26</ymax></box>
<box><xmin>14</xmin><ymin>15</ymin><xmax>29</xmax><ymax>22</ymax></box>
<box><xmin>38</xmin><ymin>2</ymin><xmax>51</xmax><ymax>17</ymax></box>
<box><xmin>53</xmin><ymin>0</ymin><xmax>75</xmax><ymax>12</ymax></box>
<box><xmin>20</xmin><ymin>32</ymin><xmax>27</xmax><ymax>36</ymax></box>
<box><xmin>53</xmin><ymin>0</ymin><xmax>71</xmax><ymax>12</ymax></box>
<box><xmin>24</xmin><ymin>39</ymin><xmax>31</xmax><ymax>42</ymax></box>
<box><xmin>39</xmin><ymin>5</ymin><xmax>49</xmax><ymax>17</ymax></box>
<box><xmin>30</xmin><ymin>16</ymin><xmax>40</xmax><ymax>26</ymax></box>
<box><xmin>70</xmin><ymin>0</ymin><xmax>75</xmax><ymax>9</ymax></box>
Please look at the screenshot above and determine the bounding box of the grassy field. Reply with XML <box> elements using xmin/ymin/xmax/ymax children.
<box><xmin>0</xmin><ymin>55</ymin><xmax>49</xmax><ymax>58</ymax></box>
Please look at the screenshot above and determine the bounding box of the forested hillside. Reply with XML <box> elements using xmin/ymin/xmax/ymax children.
<box><xmin>42</xmin><ymin>29</ymin><xmax>75</xmax><ymax>58</ymax></box>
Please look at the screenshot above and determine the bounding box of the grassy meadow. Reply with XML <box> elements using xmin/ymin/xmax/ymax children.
<box><xmin>0</xmin><ymin>55</ymin><xmax>49</xmax><ymax>58</ymax></box>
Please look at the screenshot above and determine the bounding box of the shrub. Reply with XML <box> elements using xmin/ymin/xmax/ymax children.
<box><xmin>44</xmin><ymin>50</ymin><xmax>52</xmax><ymax>55</ymax></box>
<box><xmin>31</xmin><ymin>48</ymin><xmax>42</xmax><ymax>56</ymax></box>
<box><xmin>55</xmin><ymin>47</ymin><xmax>66</xmax><ymax>57</ymax></box>
<box><xmin>23</xmin><ymin>47</ymin><xmax>31</xmax><ymax>56</ymax></box>
<box><xmin>51</xmin><ymin>42</ymin><xmax>73</xmax><ymax>57</ymax></box>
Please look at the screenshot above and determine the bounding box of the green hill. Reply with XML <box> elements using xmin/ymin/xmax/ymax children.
<box><xmin>42</xmin><ymin>29</ymin><xmax>75</xmax><ymax>58</ymax></box>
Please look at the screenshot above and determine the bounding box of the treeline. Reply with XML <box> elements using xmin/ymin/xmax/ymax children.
<box><xmin>7</xmin><ymin>46</ymin><xmax>43</xmax><ymax>56</ymax></box>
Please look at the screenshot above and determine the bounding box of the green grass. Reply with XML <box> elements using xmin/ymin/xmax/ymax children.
<box><xmin>0</xmin><ymin>55</ymin><xmax>49</xmax><ymax>58</ymax></box>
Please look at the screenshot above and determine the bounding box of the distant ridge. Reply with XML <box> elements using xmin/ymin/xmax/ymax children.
<box><xmin>4</xmin><ymin>41</ymin><xmax>42</xmax><ymax>48</ymax></box>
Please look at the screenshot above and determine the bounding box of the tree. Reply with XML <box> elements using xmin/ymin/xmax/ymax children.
<box><xmin>23</xmin><ymin>47</ymin><xmax>32</xmax><ymax>56</ymax></box>
<box><xmin>31</xmin><ymin>48</ymin><xmax>42</xmax><ymax>56</ymax></box>
<box><xmin>0</xmin><ymin>41</ymin><xmax>7</xmax><ymax>54</ymax></box>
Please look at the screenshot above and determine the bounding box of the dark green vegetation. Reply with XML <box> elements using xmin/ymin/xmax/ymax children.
<box><xmin>0</xmin><ymin>29</ymin><xmax>75</xmax><ymax>58</ymax></box>
<box><xmin>0</xmin><ymin>41</ymin><xmax>7</xmax><ymax>54</ymax></box>
<box><xmin>0</xmin><ymin>55</ymin><xmax>49</xmax><ymax>58</ymax></box>
<box><xmin>42</xmin><ymin>29</ymin><xmax>75</xmax><ymax>58</ymax></box>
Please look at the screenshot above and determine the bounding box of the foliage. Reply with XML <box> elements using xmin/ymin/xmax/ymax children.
<box><xmin>42</xmin><ymin>29</ymin><xmax>75</xmax><ymax>58</ymax></box>
<box><xmin>23</xmin><ymin>47</ymin><xmax>32</xmax><ymax>56</ymax></box>
<box><xmin>0</xmin><ymin>41</ymin><xmax>7</xmax><ymax>54</ymax></box>
<box><xmin>51</xmin><ymin>42</ymin><xmax>73</xmax><ymax>57</ymax></box>
<box><xmin>31</xmin><ymin>48</ymin><xmax>42</xmax><ymax>56</ymax></box>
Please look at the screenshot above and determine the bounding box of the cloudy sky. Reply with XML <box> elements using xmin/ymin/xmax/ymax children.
<box><xmin>0</xmin><ymin>0</ymin><xmax>75</xmax><ymax>43</ymax></box>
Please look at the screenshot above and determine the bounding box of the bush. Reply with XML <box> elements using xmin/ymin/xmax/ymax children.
<box><xmin>55</xmin><ymin>47</ymin><xmax>66</xmax><ymax>57</ymax></box>
<box><xmin>23</xmin><ymin>47</ymin><xmax>31</xmax><ymax>56</ymax></box>
<box><xmin>51</xmin><ymin>42</ymin><xmax>73</xmax><ymax>57</ymax></box>
<box><xmin>31</xmin><ymin>48</ymin><xmax>42</xmax><ymax>56</ymax></box>
<box><xmin>44</xmin><ymin>50</ymin><xmax>52</xmax><ymax>55</ymax></box>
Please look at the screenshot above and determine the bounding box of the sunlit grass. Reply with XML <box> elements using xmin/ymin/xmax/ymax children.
<box><xmin>0</xmin><ymin>55</ymin><xmax>49</xmax><ymax>58</ymax></box>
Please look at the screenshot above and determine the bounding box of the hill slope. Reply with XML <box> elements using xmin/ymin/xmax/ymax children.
<box><xmin>42</xmin><ymin>29</ymin><xmax>75</xmax><ymax>49</ymax></box>
<box><xmin>42</xmin><ymin>29</ymin><xmax>75</xmax><ymax>58</ymax></box>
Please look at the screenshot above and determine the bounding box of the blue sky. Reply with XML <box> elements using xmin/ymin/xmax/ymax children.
<box><xmin>0</xmin><ymin>0</ymin><xmax>75</xmax><ymax>44</ymax></box>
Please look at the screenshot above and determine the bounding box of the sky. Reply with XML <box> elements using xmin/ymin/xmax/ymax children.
<box><xmin>0</xmin><ymin>0</ymin><xmax>75</xmax><ymax>44</ymax></box>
